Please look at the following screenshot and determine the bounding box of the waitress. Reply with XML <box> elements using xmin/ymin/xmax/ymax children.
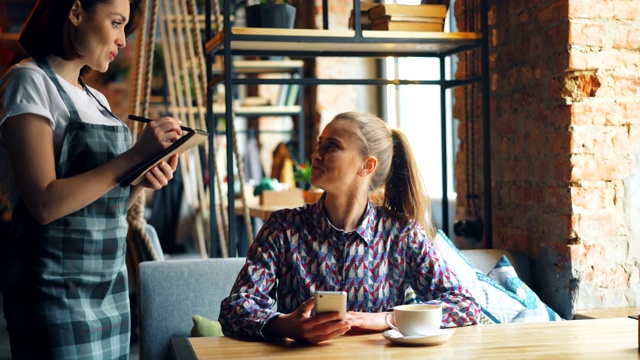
<box><xmin>0</xmin><ymin>0</ymin><xmax>182</xmax><ymax>358</ymax></box>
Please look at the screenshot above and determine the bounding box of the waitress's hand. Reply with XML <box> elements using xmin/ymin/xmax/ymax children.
<box><xmin>263</xmin><ymin>298</ymin><xmax>351</xmax><ymax>344</ymax></box>
<box><xmin>139</xmin><ymin>154</ymin><xmax>179</xmax><ymax>190</ymax></box>
<box><xmin>131</xmin><ymin>116</ymin><xmax>182</xmax><ymax>160</ymax></box>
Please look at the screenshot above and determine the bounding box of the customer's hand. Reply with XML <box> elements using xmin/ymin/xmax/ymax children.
<box><xmin>345</xmin><ymin>311</ymin><xmax>389</xmax><ymax>332</ymax></box>
<box><xmin>264</xmin><ymin>298</ymin><xmax>351</xmax><ymax>344</ymax></box>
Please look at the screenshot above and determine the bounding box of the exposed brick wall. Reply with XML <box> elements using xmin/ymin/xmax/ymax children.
<box><xmin>455</xmin><ymin>0</ymin><xmax>640</xmax><ymax>318</ymax></box>
<box><xmin>565</xmin><ymin>0</ymin><xmax>640</xmax><ymax>312</ymax></box>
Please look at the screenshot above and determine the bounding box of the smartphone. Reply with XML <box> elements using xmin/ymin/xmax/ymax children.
<box><xmin>313</xmin><ymin>291</ymin><xmax>347</xmax><ymax>319</ymax></box>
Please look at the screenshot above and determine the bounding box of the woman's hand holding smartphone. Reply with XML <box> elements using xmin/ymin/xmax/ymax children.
<box><xmin>313</xmin><ymin>291</ymin><xmax>347</xmax><ymax>319</ymax></box>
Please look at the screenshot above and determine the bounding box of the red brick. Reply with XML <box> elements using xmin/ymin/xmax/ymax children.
<box><xmin>568</xmin><ymin>51</ymin><xmax>625</xmax><ymax>71</ymax></box>
<box><xmin>610</xmin><ymin>0</ymin><xmax>640</xmax><ymax>21</ymax></box>
<box><xmin>613</xmin><ymin>75</ymin><xmax>640</xmax><ymax>97</ymax></box>
<box><xmin>571</xmin><ymin>126</ymin><xmax>632</xmax><ymax>154</ymax></box>
<box><xmin>620</xmin><ymin>100</ymin><xmax>640</xmax><ymax>124</ymax></box>
<box><xmin>562</xmin><ymin>71</ymin><xmax>601</xmax><ymax>101</ymax></box>
<box><xmin>545</xmin><ymin>186</ymin><xmax>572</xmax><ymax>208</ymax></box>
<box><xmin>570</xmin><ymin>0</ymin><xmax>640</xmax><ymax>21</ymax></box>
<box><xmin>539</xmin><ymin>1</ymin><xmax>569</xmax><ymax>24</ymax></box>
<box><xmin>548</xmin><ymin>132</ymin><xmax>571</xmax><ymax>154</ymax></box>
<box><xmin>571</xmin><ymin>185</ymin><xmax>610</xmax><ymax>210</ymax></box>
<box><xmin>569</xmin><ymin>22</ymin><xmax>607</xmax><ymax>47</ymax></box>
<box><xmin>542</xmin><ymin>214</ymin><xmax>574</xmax><ymax>240</ymax></box>
<box><xmin>583</xmin><ymin>266</ymin><xmax>631</xmax><ymax>288</ymax></box>
<box><xmin>571</xmin><ymin>157</ymin><xmax>632</xmax><ymax>180</ymax></box>
<box><xmin>551</xmin><ymin>159</ymin><xmax>573</xmax><ymax>182</ymax></box>
<box><xmin>614</xmin><ymin>27</ymin><xmax>640</xmax><ymax>49</ymax></box>
<box><xmin>571</xmin><ymin>102</ymin><xmax>633</xmax><ymax>126</ymax></box>
<box><xmin>572</xmin><ymin>213</ymin><xmax>626</xmax><ymax>238</ymax></box>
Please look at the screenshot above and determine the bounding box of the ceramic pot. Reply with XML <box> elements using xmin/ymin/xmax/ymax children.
<box><xmin>245</xmin><ymin>4</ymin><xmax>296</xmax><ymax>28</ymax></box>
<box><xmin>304</xmin><ymin>189</ymin><xmax>323</xmax><ymax>204</ymax></box>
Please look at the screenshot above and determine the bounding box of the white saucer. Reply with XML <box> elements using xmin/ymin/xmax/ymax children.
<box><xmin>382</xmin><ymin>329</ymin><xmax>454</xmax><ymax>346</ymax></box>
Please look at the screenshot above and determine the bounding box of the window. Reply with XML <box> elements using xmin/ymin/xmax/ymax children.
<box><xmin>382</xmin><ymin>0</ymin><xmax>458</xmax><ymax>234</ymax></box>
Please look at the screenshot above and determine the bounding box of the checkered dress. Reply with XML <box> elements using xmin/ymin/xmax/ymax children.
<box><xmin>3</xmin><ymin>59</ymin><xmax>132</xmax><ymax>359</ymax></box>
<box><xmin>219</xmin><ymin>198</ymin><xmax>480</xmax><ymax>339</ymax></box>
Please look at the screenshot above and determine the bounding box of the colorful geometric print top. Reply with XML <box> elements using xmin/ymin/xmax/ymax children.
<box><xmin>219</xmin><ymin>198</ymin><xmax>480</xmax><ymax>339</ymax></box>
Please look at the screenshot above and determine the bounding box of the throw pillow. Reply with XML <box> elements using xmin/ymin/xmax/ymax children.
<box><xmin>432</xmin><ymin>230</ymin><xmax>519</xmax><ymax>323</ymax></box>
<box><xmin>430</xmin><ymin>230</ymin><xmax>558</xmax><ymax>324</ymax></box>
<box><xmin>190</xmin><ymin>314</ymin><xmax>224</xmax><ymax>337</ymax></box>
<box><xmin>474</xmin><ymin>271</ymin><xmax>527</xmax><ymax>323</ymax></box>
<box><xmin>488</xmin><ymin>255</ymin><xmax>563</xmax><ymax>322</ymax></box>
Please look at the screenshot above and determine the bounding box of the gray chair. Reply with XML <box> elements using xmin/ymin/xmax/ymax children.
<box><xmin>137</xmin><ymin>257</ymin><xmax>246</xmax><ymax>360</ymax></box>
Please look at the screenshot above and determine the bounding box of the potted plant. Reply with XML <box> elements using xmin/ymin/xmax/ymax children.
<box><xmin>245</xmin><ymin>0</ymin><xmax>296</xmax><ymax>28</ymax></box>
<box><xmin>294</xmin><ymin>160</ymin><xmax>323</xmax><ymax>203</ymax></box>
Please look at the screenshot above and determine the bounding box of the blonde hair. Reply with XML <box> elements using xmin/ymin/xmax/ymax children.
<box><xmin>333</xmin><ymin>112</ymin><xmax>436</xmax><ymax>239</ymax></box>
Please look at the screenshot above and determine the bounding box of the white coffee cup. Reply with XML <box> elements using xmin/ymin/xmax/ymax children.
<box><xmin>384</xmin><ymin>304</ymin><xmax>443</xmax><ymax>336</ymax></box>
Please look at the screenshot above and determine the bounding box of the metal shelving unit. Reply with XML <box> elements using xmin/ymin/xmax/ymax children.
<box><xmin>204</xmin><ymin>1</ymin><xmax>489</xmax><ymax>257</ymax></box>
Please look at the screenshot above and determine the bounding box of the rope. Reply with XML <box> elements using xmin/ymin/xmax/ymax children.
<box><xmin>232</xmin><ymin>124</ymin><xmax>254</xmax><ymax>244</ymax></box>
<box><xmin>179</xmin><ymin>0</ymin><xmax>210</xmax><ymax>255</ymax></box>
<box><xmin>211</xmin><ymin>0</ymin><xmax>223</xmax><ymax>33</ymax></box>
<box><xmin>129</xmin><ymin>0</ymin><xmax>149</xmax><ymax>134</ymax></box>
<box><xmin>161</xmin><ymin>0</ymin><xmax>206</xmax><ymax>257</ymax></box>
<box><xmin>126</xmin><ymin>0</ymin><xmax>161</xmax><ymax>267</ymax></box>
<box><xmin>127</xmin><ymin>195</ymin><xmax>159</xmax><ymax>261</ymax></box>
<box><xmin>142</xmin><ymin>0</ymin><xmax>160</xmax><ymax>119</ymax></box>
<box><xmin>214</xmin><ymin>138</ymin><xmax>229</xmax><ymax>257</ymax></box>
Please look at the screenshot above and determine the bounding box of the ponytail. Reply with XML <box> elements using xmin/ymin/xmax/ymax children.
<box><xmin>383</xmin><ymin>129</ymin><xmax>436</xmax><ymax>239</ymax></box>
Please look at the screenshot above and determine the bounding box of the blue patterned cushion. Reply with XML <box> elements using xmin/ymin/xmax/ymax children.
<box><xmin>433</xmin><ymin>230</ymin><xmax>523</xmax><ymax>323</ymax></box>
<box><xmin>432</xmin><ymin>231</ymin><xmax>562</xmax><ymax>323</ymax></box>
<box><xmin>488</xmin><ymin>255</ymin><xmax>563</xmax><ymax>322</ymax></box>
<box><xmin>475</xmin><ymin>271</ymin><xmax>526</xmax><ymax>323</ymax></box>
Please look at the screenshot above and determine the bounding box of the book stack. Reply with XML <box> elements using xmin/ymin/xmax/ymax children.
<box><xmin>368</xmin><ymin>3</ymin><xmax>447</xmax><ymax>32</ymax></box>
<box><xmin>348</xmin><ymin>1</ymin><xmax>378</xmax><ymax>30</ymax></box>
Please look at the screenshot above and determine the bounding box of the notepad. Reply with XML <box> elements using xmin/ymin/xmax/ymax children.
<box><xmin>119</xmin><ymin>128</ymin><xmax>209</xmax><ymax>187</ymax></box>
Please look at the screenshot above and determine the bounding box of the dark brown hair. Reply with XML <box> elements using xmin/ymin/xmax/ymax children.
<box><xmin>19</xmin><ymin>0</ymin><xmax>143</xmax><ymax>71</ymax></box>
<box><xmin>333</xmin><ymin>111</ymin><xmax>436</xmax><ymax>239</ymax></box>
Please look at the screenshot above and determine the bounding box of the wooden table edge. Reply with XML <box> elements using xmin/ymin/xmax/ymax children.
<box><xmin>171</xmin><ymin>336</ymin><xmax>197</xmax><ymax>360</ymax></box>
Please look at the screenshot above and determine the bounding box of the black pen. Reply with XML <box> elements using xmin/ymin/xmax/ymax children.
<box><xmin>128</xmin><ymin>115</ymin><xmax>192</xmax><ymax>132</ymax></box>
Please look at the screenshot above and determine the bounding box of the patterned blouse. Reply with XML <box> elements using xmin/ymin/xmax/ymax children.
<box><xmin>219</xmin><ymin>197</ymin><xmax>480</xmax><ymax>339</ymax></box>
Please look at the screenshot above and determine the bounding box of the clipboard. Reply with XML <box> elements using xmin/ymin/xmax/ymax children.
<box><xmin>119</xmin><ymin>128</ymin><xmax>209</xmax><ymax>187</ymax></box>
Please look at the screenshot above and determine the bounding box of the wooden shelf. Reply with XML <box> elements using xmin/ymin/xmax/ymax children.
<box><xmin>206</xmin><ymin>27</ymin><xmax>482</xmax><ymax>57</ymax></box>
<box><xmin>0</xmin><ymin>33</ymin><xmax>20</xmax><ymax>41</ymax></box>
<box><xmin>169</xmin><ymin>104</ymin><xmax>302</xmax><ymax>117</ymax></box>
<box><xmin>573</xmin><ymin>307</ymin><xmax>640</xmax><ymax>320</ymax></box>
<box><xmin>211</xmin><ymin>59</ymin><xmax>304</xmax><ymax>75</ymax></box>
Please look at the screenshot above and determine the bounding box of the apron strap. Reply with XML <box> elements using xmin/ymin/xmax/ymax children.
<box><xmin>34</xmin><ymin>57</ymin><xmax>123</xmax><ymax>125</ymax></box>
<box><xmin>34</xmin><ymin>57</ymin><xmax>82</xmax><ymax>123</ymax></box>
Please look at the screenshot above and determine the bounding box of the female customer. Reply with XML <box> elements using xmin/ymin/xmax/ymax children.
<box><xmin>0</xmin><ymin>0</ymin><xmax>182</xmax><ymax>358</ymax></box>
<box><xmin>220</xmin><ymin>112</ymin><xmax>480</xmax><ymax>344</ymax></box>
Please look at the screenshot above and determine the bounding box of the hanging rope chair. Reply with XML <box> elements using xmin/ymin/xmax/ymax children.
<box><xmin>125</xmin><ymin>0</ymin><xmax>161</xmax><ymax>293</ymax></box>
<box><xmin>162</xmin><ymin>0</ymin><xmax>254</xmax><ymax>252</ymax></box>
<box><xmin>126</xmin><ymin>0</ymin><xmax>255</xmax><ymax>265</ymax></box>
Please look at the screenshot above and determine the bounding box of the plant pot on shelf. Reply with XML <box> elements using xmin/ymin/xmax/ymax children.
<box><xmin>245</xmin><ymin>4</ymin><xmax>296</xmax><ymax>28</ymax></box>
<box><xmin>304</xmin><ymin>188</ymin><xmax>323</xmax><ymax>204</ymax></box>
